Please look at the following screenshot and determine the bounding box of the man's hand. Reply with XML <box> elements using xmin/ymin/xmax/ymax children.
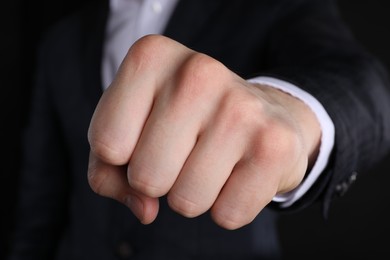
<box><xmin>87</xmin><ymin>35</ymin><xmax>321</xmax><ymax>230</ymax></box>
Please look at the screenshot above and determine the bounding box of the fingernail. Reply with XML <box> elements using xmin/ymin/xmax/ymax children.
<box><xmin>125</xmin><ymin>195</ymin><xmax>144</xmax><ymax>222</ymax></box>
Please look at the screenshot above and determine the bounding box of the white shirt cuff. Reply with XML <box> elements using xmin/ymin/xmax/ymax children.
<box><xmin>247</xmin><ymin>76</ymin><xmax>335</xmax><ymax>208</ymax></box>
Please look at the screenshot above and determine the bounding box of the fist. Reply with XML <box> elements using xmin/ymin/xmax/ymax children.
<box><xmin>87</xmin><ymin>35</ymin><xmax>320</xmax><ymax>230</ymax></box>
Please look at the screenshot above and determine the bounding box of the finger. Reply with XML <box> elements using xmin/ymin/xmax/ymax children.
<box><xmin>166</xmin><ymin>124</ymin><xmax>244</xmax><ymax>218</ymax></box>
<box><xmin>87</xmin><ymin>61</ymin><xmax>157</xmax><ymax>165</ymax></box>
<box><xmin>127</xmin><ymin>52</ymin><xmax>227</xmax><ymax>198</ymax></box>
<box><xmin>210</xmin><ymin>136</ymin><xmax>308</xmax><ymax>230</ymax></box>
<box><xmin>127</xmin><ymin>97</ymin><xmax>202</xmax><ymax>198</ymax></box>
<box><xmin>210</xmin><ymin>160</ymin><xmax>278</xmax><ymax>230</ymax></box>
<box><xmin>165</xmin><ymin>87</ymin><xmax>258</xmax><ymax>217</ymax></box>
<box><xmin>87</xmin><ymin>152</ymin><xmax>159</xmax><ymax>224</ymax></box>
<box><xmin>87</xmin><ymin>35</ymin><xmax>189</xmax><ymax>166</ymax></box>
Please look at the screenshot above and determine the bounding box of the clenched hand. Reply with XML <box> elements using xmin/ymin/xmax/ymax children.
<box><xmin>87</xmin><ymin>35</ymin><xmax>321</xmax><ymax>230</ymax></box>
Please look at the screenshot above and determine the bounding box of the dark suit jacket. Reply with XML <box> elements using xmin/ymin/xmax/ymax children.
<box><xmin>8</xmin><ymin>0</ymin><xmax>390</xmax><ymax>259</ymax></box>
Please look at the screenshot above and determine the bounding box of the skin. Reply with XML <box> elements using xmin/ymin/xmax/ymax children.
<box><xmin>87</xmin><ymin>35</ymin><xmax>321</xmax><ymax>230</ymax></box>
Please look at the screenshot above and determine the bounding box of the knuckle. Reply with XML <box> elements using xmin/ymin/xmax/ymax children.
<box><xmin>128</xmin><ymin>160</ymin><xmax>167</xmax><ymax>197</ymax></box>
<box><xmin>220</xmin><ymin>90</ymin><xmax>266</xmax><ymax>132</ymax></box>
<box><xmin>257</xmin><ymin>120</ymin><xmax>301</xmax><ymax>155</ymax></box>
<box><xmin>232</xmin><ymin>97</ymin><xmax>262</xmax><ymax>128</ymax></box>
<box><xmin>135</xmin><ymin>34</ymin><xmax>167</xmax><ymax>48</ymax></box>
<box><xmin>87</xmin><ymin>166</ymin><xmax>107</xmax><ymax>196</ymax></box>
<box><xmin>167</xmin><ymin>192</ymin><xmax>204</xmax><ymax>218</ymax></box>
<box><xmin>129</xmin><ymin>177</ymin><xmax>162</xmax><ymax>198</ymax></box>
<box><xmin>175</xmin><ymin>53</ymin><xmax>226</xmax><ymax>99</ymax></box>
<box><xmin>211</xmin><ymin>206</ymin><xmax>251</xmax><ymax>230</ymax></box>
<box><xmin>89</xmin><ymin>138</ymin><xmax>128</xmax><ymax>165</ymax></box>
<box><xmin>125</xmin><ymin>35</ymin><xmax>168</xmax><ymax>72</ymax></box>
<box><xmin>248</xmin><ymin>124</ymin><xmax>305</xmax><ymax>178</ymax></box>
<box><xmin>184</xmin><ymin>52</ymin><xmax>222</xmax><ymax>77</ymax></box>
<box><xmin>267</xmin><ymin>124</ymin><xmax>302</xmax><ymax>158</ymax></box>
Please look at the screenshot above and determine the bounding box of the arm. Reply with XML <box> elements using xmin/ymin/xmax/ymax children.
<box><xmin>260</xmin><ymin>0</ymin><xmax>390</xmax><ymax>213</ymax></box>
<box><xmin>87</xmin><ymin>0</ymin><xmax>390</xmax><ymax>229</ymax></box>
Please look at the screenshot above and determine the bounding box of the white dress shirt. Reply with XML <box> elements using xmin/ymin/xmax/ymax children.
<box><xmin>102</xmin><ymin>0</ymin><xmax>335</xmax><ymax>207</ymax></box>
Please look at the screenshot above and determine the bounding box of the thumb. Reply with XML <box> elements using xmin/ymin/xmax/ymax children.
<box><xmin>88</xmin><ymin>152</ymin><xmax>159</xmax><ymax>224</ymax></box>
<box><xmin>124</xmin><ymin>191</ymin><xmax>160</xmax><ymax>224</ymax></box>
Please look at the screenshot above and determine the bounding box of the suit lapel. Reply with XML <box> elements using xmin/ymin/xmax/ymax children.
<box><xmin>163</xmin><ymin>0</ymin><xmax>222</xmax><ymax>47</ymax></box>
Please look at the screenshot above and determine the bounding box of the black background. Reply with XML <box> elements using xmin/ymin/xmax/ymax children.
<box><xmin>1</xmin><ymin>1</ymin><xmax>390</xmax><ymax>259</ymax></box>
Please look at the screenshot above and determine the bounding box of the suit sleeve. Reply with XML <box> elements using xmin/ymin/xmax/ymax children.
<box><xmin>7</xmin><ymin>35</ymin><xmax>71</xmax><ymax>260</ymax></box>
<box><xmin>263</xmin><ymin>0</ymin><xmax>390</xmax><ymax>215</ymax></box>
